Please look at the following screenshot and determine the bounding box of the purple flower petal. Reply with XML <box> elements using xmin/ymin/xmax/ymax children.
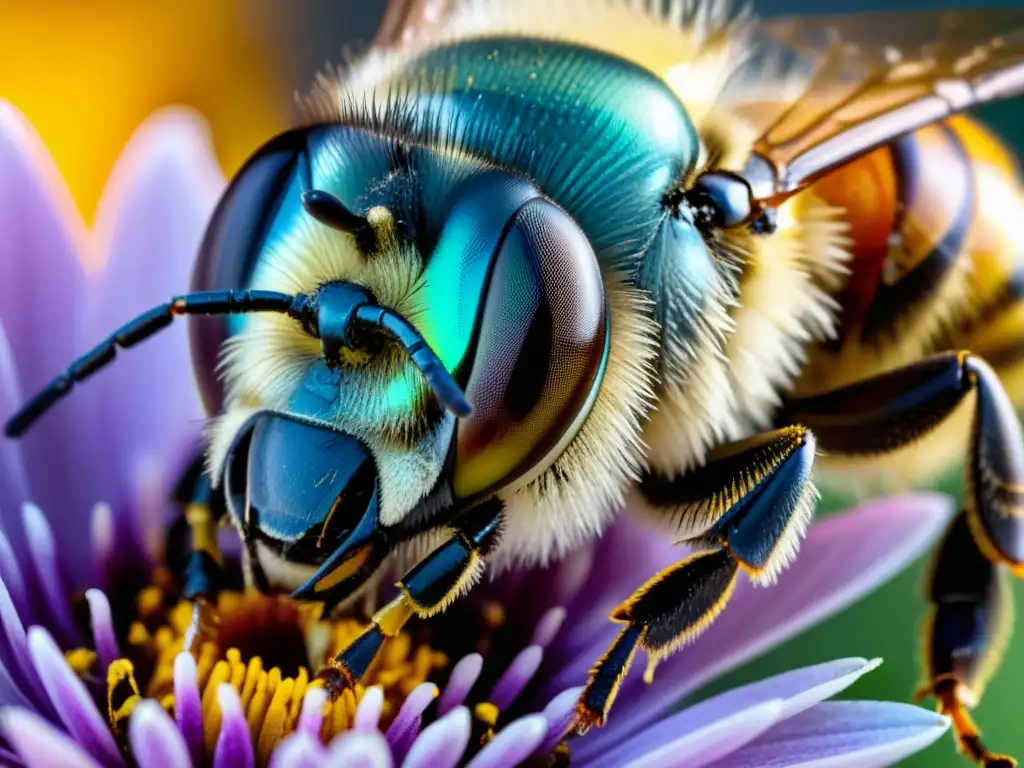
<box><xmin>354</xmin><ymin>686</ymin><xmax>384</xmax><ymax>732</ymax></box>
<box><xmin>89</xmin><ymin>502</ymin><xmax>115</xmax><ymax>588</ymax></box>
<box><xmin>26</xmin><ymin>627</ymin><xmax>122</xmax><ymax>767</ymax></box>
<box><xmin>533</xmin><ymin>687</ymin><xmax>583</xmax><ymax>758</ymax></box>
<box><xmin>568</xmin><ymin>494</ymin><xmax>952</xmax><ymax>754</ymax></box>
<box><xmin>213</xmin><ymin>684</ymin><xmax>254</xmax><ymax>768</ymax></box>
<box><xmin>530</xmin><ymin>608</ymin><xmax>566</xmax><ymax>648</ymax></box>
<box><xmin>0</xmin><ymin>103</ymin><xmax>103</xmax><ymax>584</ymax></box>
<box><xmin>0</xmin><ymin>742</ymin><xmax>23</xmax><ymax>768</ymax></box>
<box><xmin>326</xmin><ymin>730</ymin><xmax>394</xmax><ymax>767</ymax></box>
<box><xmin>548</xmin><ymin>545</ymin><xmax>596</xmax><ymax>608</ymax></box>
<box><xmin>85</xmin><ymin>590</ymin><xmax>118</xmax><ymax>670</ymax></box>
<box><xmin>130</xmin><ymin>459</ymin><xmax>172</xmax><ymax>570</ymax></box>
<box><xmin>0</xmin><ymin>530</ymin><xmax>29</xmax><ymax>623</ymax></box>
<box><xmin>21</xmin><ymin>503</ymin><xmax>78</xmax><ymax>646</ymax></box>
<box><xmin>438</xmin><ymin>655</ymin><xmax>482</xmax><ymax>717</ymax></box>
<box><xmin>128</xmin><ymin>700</ymin><xmax>192</xmax><ymax>768</ymax></box>
<box><xmin>82</xmin><ymin>109</ymin><xmax>221</xmax><ymax>534</ymax></box>
<box><xmin>402</xmin><ymin>707</ymin><xmax>471</xmax><ymax>768</ymax></box>
<box><xmin>557</xmin><ymin>518</ymin><xmax>667</xmax><ymax>660</ymax></box>
<box><xmin>385</xmin><ymin>683</ymin><xmax>438</xmax><ymax>747</ymax></box>
<box><xmin>297</xmin><ymin>688</ymin><xmax>328</xmax><ymax>739</ymax></box>
<box><xmin>269</xmin><ymin>733</ymin><xmax>326</xmax><ymax>768</ymax></box>
<box><xmin>173</xmin><ymin>652</ymin><xmax>203</xmax><ymax>765</ymax></box>
<box><xmin>705</xmin><ymin>701</ymin><xmax>950</xmax><ymax>768</ymax></box>
<box><xmin>466</xmin><ymin>715</ymin><xmax>547</xmax><ymax>768</ymax></box>
<box><xmin>0</xmin><ymin>575</ymin><xmax>49</xmax><ymax>713</ymax></box>
<box><xmin>591</xmin><ymin>698</ymin><xmax>785</xmax><ymax>768</ymax></box>
<box><xmin>387</xmin><ymin>682</ymin><xmax>440</xmax><ymax>763</ymax></box>
<box><xmin>577</xmin><ymin>657</ymin><xmax>883</xmax><ymax>764</ymax></box>
<box><xmin>691</xmin><ymin>657</ymin><xmax>883</xmax><ymax>722</ymax></box>
<box><xmin>0</xmin><ymin>102</ymin><xmax>89</xmax><ymax>379</ymax></box>
<box><xmin>1</xmin><ymin>706</ymin><xmax>104</xmax><ymax>768</ymax></box>
<box><xmin>0</xmin><ymin>324</ymin><xmax>30</xmax><ymax>540</ymax></box>
<box><xmin>0</xmin><ymin>662</ymin><xmax>35</xmax><ymax>711</ymax></box>
<box><xmin>490</xmin><ymin>646</ymin><xmax>543</xmax><ymax>711</ymax></box>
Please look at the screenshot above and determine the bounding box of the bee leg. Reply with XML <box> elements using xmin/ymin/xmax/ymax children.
<box><xmin>315</xmin><ymin>499</ymin><xmax>504</xmax><ymax>698</ymax></box>
<box><xmin>577</xmin><ymin>426</ymin><xmax>817</xmax><ymax>731</ymax></box>
<box><xmin>787</xmin><ymin>351</ymin><xmax>1024</xmax><ymax>765</ymax></box>
<box><xmin>917</xmin><ymin>511</ymin><xmax>1016</xmax><ymax>768</ymax></box>
<box><xmin>786</xmin><ymin>352</ymin><xmax>1024</xmax><ymax>571</ymax></box>
<box><xmin>171</xmin><ymin>453</ymin><xmax>226</xmax><ymax>654</ymax></box>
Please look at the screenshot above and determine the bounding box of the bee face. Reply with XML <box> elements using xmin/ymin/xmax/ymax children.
<box><xmin>193</xmin><ymin>124</ymin><xmax>622</xmax><ymax>592</ymax></box>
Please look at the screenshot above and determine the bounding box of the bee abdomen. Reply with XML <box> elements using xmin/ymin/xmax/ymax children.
<box><xmin>941</xmin><ymin>117</ymin><xmax>1024</xmax><ymax>406</ymax></box>
<box><xmin>811</xmin><ymin>118</ymin><xmax>977</xmax><ymax>347</ymax></box>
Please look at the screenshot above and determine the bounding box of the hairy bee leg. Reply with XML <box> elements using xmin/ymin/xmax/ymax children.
<box><xmin>788</xmin><ymin>351</ymin><xmax>1024</xmax><ymax>765</ymax></box>
<box><xmin>171</xmin><ymin>454</ymin><xmax>226</xmax><ymax>654</ymax></box>
<box><xmin>788</xmin><ymin>351</ymin><xmax>1024</xmax><ymax>572</ymax></box>
<box><xmin>578</xmin><ymin>427</ymin><xmax>817</xmax><ymax>731</ymax></box>
<box><xmin>576</xmin><ymin>548</ymin><xmax>740</xmax><ymax>733</ymax></box>
<box><xmin>316</xmin><ymin>499</ymin><xmax>505</xmax><ymax>698</ymax></box>
<box><xmin>917</xmin><ymin>511</ymin><xmax>1017</xmax><ymax>768</ymax></box>
<box><xmin>640</xmin><ymin>426</ymin><xmax>818</xmax><ymax>583</ymax></box>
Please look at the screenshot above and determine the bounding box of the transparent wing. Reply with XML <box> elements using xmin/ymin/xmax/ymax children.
<box><xmin>729</xmin><ymin>9</ymin><xmax>1024</xmax><ymax>202</ymax></box>
<box><xmin>373</xmin><ymin>0</ymin><xmax>452</xmax><ymax>47</ymax></box>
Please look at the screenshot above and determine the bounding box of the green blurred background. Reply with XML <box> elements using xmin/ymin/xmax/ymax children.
<box><xmin>1</xmin><ymin>0</ymin><xmax>1021</xmax><ymax>764</ymax></box>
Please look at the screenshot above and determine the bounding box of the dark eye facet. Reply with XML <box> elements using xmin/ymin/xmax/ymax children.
<box><xmin>188</xmin><ymin>127</ymin><xmax>318</xmax><ymax>412</ymax></box>
<box><xmin>681</xmin><ymin>171</ymin><xmax>755</xmax><ymax>231</ymax></box>
<box><xmin>454</xmin><ymin>198</ymin><xmax>609</xmax><ymax>500</ymax></box>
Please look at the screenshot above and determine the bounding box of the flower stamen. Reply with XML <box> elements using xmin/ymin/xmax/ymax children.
<box><xmin>107</xmin><ymin>659</ymin><xmax>142</xmax><ymax>738</ymax></box>
<box><xmin>89</xmin><ymin>585</ymin><xmax>447</xmax><ymax>764</ymax></box>
<box><xmin>64</xmin><ymin>648</ymin><xmax>97</xmax><ymax>677</ymax></box>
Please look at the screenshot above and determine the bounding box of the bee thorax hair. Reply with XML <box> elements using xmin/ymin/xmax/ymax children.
<box><xmin>646</xmin><ymin>190</ymin><xmax>851</xmax><ymax>475</ymax></box>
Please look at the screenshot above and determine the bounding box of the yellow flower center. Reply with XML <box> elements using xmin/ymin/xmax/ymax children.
<box><xmin>69</xmin><ymin>577</ymin><xmax>447</xmax><ymax>765</ymax></box>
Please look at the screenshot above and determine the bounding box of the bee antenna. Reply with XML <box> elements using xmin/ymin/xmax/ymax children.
<box><xmin>4</xmin><ymin>285</ymin><xmax>472</xmax><ymax>439</ymax></box>
<box><xmin>301</xmin><ymin>190</ymin><xmax>376</xmax><ymax>251</ymax></box>
<box><xmin>3</xmin><ymin>290</ymin><xmax>310</xmax><ymax>438</ymax></box>
<box><xmin>353</xmin><ymin>304</ymin><xmax>473</xmax><ymax>418</ymax></box>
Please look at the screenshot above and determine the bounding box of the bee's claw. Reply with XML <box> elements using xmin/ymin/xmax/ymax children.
<box><xmin>183</xmin><ymin>598</ymin><xmax>219</xmax><ymax>655</ymax></box>
<box><xmin>314</xmin><ymin>662</ymin><xmax>357</xmax><ymax>700</ymax></box>
<box><xmin>982</xmin><ymin>756</ymin><xmax>1017</xmax><ymax>768</ymax></box>
<box><xmin>570</xmin><ymin>701</ymin><xmax>604</xmax><ymax>737</ymax></box>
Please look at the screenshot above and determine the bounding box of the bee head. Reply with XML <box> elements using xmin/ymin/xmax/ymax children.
<box><xmin>43</xmin><ymin>124</ymin><xmax>608</xmax><ymax>599</ymax></box>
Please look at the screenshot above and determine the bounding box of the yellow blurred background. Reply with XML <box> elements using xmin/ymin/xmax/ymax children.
<box><xmin>0</xmin><ymin>0</ymin><xmax>293</xmax><ymax>222</ymax></box>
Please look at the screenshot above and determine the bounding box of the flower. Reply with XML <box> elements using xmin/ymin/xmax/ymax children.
<box><xmin>0</xmin><ymin>100</ymin><xmax>953</xmax><ymax>767</ymax></box>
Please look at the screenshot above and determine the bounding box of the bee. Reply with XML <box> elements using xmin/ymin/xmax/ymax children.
<box><xmin>5</xmin><ymin>0</ymin><xmax>1024</xmax><ymax>764</ymax></box>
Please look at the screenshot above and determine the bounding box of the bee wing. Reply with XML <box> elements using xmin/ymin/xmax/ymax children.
<box><xmin>731</xmin><ymin>9</ymin><xmax>1024</xmax><ymax>203</ymax></box>
<box><xmin>373</xmin><ymin>0</ymin><xmax>451</xmax><ymax>46</ymax></box>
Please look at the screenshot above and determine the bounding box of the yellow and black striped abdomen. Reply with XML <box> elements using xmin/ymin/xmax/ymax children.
<box><xmin>943</xmin><ymin>117</ymin><xmax>1024</xmax><ymax>405</ymax></box>
<box><xmin>797</xmin><ymin>115</ymin><xmax>1024</xmax><ymax>402</ymax></box>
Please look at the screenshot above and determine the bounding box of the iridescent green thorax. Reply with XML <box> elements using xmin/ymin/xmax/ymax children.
<box><xmin>392</xmin><ymin>36</ymin><xmax>702</xmax><ymax>273</ymax></box>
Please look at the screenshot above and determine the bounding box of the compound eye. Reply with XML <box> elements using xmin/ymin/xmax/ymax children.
<box><xmin>453</xmin><ymin>199</ymin><xmax>609</xmax><ymax>499</ymax></box>
<box><xmin>189</xmin><ymin>127</ymin><xmax>315</xmax><ymax>412</ymax></box>
<box><xmin>683</xmin><ymin>171</ymin><xmax>754</xmax><ymax>230</ymax></box>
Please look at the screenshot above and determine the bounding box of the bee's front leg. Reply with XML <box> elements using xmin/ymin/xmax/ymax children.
<box><xmin>786</xmin><ymin>350</ymin><xmax>1023</xmax><ymax>766</ymax></box>
<box><xmin>314</xmin><ymin>498</ymin><xmax>505</xmax><ymax>697</ymax></box>
<box><xmin>576</xmin><ymin>426</ymin><xmax>817</xmax><ymax>731</ymax></box>
<box><xmin>170</xmin><ymin>453</ymin><xmax>226</xmax><ymax>654</ymax></box>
